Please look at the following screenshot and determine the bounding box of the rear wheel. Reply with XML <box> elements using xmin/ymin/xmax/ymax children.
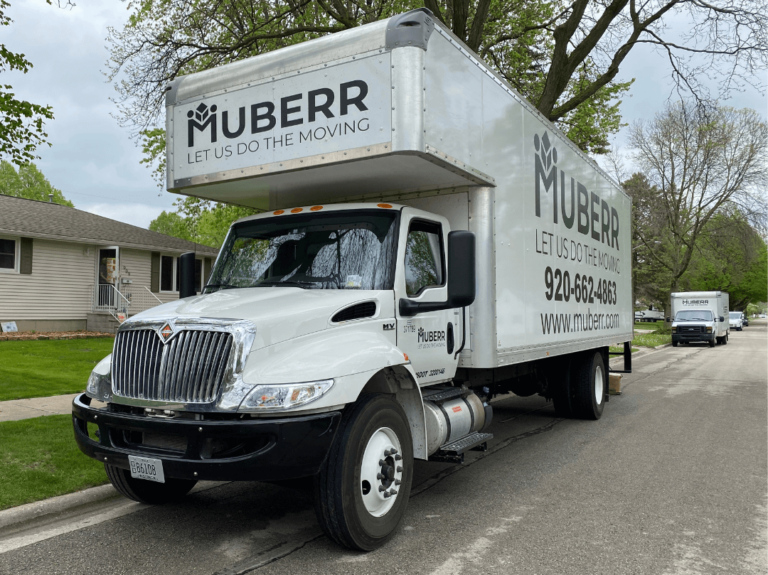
<box><xmin>572</xmin><ymin>351</ymin><xmax>606</xmax><ymax>420</ymax></box>
<box><xmin>313</xmin><ymin>394</ymin><xmax>413</xmax><ymax>551</ymax></box>
<box><xmin>105</xmin><ymin>464</ymin><xmax>196</xmax><ymax>505</ymax></box>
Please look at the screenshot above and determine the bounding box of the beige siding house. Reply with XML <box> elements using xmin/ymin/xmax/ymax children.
<box><xmin>0</xmin><ymin>195</ymin><xmax>218</xmax><ymax>333</ymax></box>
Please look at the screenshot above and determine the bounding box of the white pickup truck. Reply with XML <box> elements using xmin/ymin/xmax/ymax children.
<box><xmin>73</xmin><ymin>9</ymin><xmax>633</xmax><ymax>550</ymax></box>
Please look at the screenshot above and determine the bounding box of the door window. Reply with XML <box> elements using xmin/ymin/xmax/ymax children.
<box><xmin>404</xmin><ymin>221</ymin><xmax>444</xmax><ymax>296</ymax></box>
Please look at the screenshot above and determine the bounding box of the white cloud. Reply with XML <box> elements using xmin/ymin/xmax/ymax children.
<box><xmin>83</xmin><ymin>203</ymin><xmax>167</xmax><ymax>230</ymax></box>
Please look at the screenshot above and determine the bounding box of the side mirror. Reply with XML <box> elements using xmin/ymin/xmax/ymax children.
<box><xmin>399</xmin><ymin>231</ymin><xmax>476</xmax><ymax>317</ymax></box>
<box><xmin>719</xmin><ymin>316</ymin><xmax>725</xmax><ymax>322</ymax></box>
<box><xmin>179</xmin><ymin>252</ymin><xmax>197</xmax><ymax>298</ymax></box>
<box><xmin>666</xmin><ymin>317</ymin><xmax>671</xmax><ymax>322</ymax></box>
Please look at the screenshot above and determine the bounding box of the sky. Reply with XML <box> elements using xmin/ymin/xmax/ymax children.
<box><xmin>3</xmin><ymin>1</ymin><xmax>767</xmax><ymax>229</ymax></box>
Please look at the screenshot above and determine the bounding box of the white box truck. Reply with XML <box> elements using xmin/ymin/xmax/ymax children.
<box><xmin>73</xmin><ymin>9</ymin><xmax>633</xmax><ymax>550</ymax></box>
<box><xmin>669</xmin><ymin>291</ymin><xmax>729</xmax><ymax>347</ymax></box>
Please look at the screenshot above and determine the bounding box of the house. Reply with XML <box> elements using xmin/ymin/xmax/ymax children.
<box><xmin>0</xmin><ymin>194</ymin><xmax>219</xmax><ymax>333</ymax></box>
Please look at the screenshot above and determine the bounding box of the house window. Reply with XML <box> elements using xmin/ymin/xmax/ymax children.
<box><xmin>160</xmin><ymin>255</ymin><xmax>176</xmax><ymax>292</ymax></box>
<box><xmin>0</xmin><ymin>237</ymin><xmax>17</xmax><ymax>273</ymax></box>
<box><xmin>160</xmin><ymin>255</ymin><xmax>204</xmax><ymax>293</ymax></box>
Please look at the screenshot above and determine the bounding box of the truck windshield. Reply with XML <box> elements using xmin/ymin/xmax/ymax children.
<box><xmin>206</xmin><ymin>210</ymin><xmax>399</xmax><ymax>291</ymax></box>
<box><xmin>675</xmin><ymin>310</ymin><xmax>713</xmax><ymax>321</ymax></box>
<box><xmin>729</xmin><ymin>312</ymin><xmax>742</xmax><ymax>319</ymax></box>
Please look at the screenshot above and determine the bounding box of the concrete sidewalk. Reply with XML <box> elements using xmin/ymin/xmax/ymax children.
<box><xmin>0</xmin><ymin>394</ymin><xmax>80</xmax><ymax>423</ymax></box>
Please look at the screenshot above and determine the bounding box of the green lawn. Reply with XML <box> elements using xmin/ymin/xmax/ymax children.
<box><xmin>609</xmin><ymin>346</ymin><xmax>640</xmax><ymax>354</ymax></box>
<box><xmin>633</xmin><ymin>330</ymin><xmax>672</xmax><ymax>347</ymax></box>
<box><xmin>0</xmin><ymin>414</ymin><xmax>108</xmax><ymax>511</ymax></box>
<box><xmin>634</xmin><ymin>320</ymin><xmax>665</xmax><ymax>329</ymax></box>
<box><xmin>0</xmin><ymin>338</ymin><xmax>114</xmax><ymax>401</ymax></box>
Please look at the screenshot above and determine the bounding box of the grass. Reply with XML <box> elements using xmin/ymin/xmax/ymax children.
<box><xmin>632</xmin><ymin>330</ymin><xmax>672</xmax><ymax>348</ymax></box>
<box><xmin>609</xmin><ymin>346</ymin><xmax>640</xmax><ymax>354</ymax></box>
<box><xmin>0</xmin><ymin>338</ymin><xmax>115</xmax><ymax>401</ymax></box>
<box><xmin>634</xmin><ymin>320</ymin><xmax>665</xmax><ymax>329</ymax></box>
<box><xmin>0</xmin><ymin>414</ymin><xmax>108</xmax><ymax>511</ymax></box>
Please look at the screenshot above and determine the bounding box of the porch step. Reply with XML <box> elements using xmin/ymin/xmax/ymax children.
<box><xmin>86</xmin><ymin>313</ymin><xmax>120</xmax><ymax>334</ymax></box>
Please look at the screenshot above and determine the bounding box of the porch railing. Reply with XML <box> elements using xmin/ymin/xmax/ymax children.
<box><xmin>90</xmin><ymin>284</ymin><xmax>164</xmax><ymax>322</ymax></box>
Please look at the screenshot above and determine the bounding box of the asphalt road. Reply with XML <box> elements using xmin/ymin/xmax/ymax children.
<box><xmin>1</xmin><ymin>324</ymin><xmax>765</xmax><ymax>574</ymax></box>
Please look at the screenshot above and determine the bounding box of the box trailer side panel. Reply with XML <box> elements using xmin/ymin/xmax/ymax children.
<box><xmin>422</xmin><ymin>27</ymin><xmax>633</xmax><ymax>367</ymax></box>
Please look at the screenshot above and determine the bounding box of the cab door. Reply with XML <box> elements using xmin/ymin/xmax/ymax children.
<box><xmin>395</xmin><ymin>210</ymin><xmax>460</xmax><ymax>386</ymax></box>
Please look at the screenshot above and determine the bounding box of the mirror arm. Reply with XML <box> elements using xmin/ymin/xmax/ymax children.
<box><xmin>399</xmin><ymin>298</ymin><xmax>449</xmax><ymax>317</ymax></box>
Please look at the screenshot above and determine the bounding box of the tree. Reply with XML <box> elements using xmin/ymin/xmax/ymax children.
<box><xmin>149</xmin><ymin>197</ymin><xmax>258</xmax><ymax>248</ymax></box>
<box><xmin>628</xmin><ymin>101</ymin><xmax>767</xmax><ymax>304</ymax></box>
<box><xmin>0</xmin><ymin>1</ymin><xmax>73</xmax><ymax>165</ymax></box>
<box><xmin>0</xmin><ymin>160</ymin><xmax>73</xmax><ymax>206</ymax></box>
<box><xmin>0</xmin><ymin>1</ymin><xmax>54</xmax><ymax>165</ymax></box>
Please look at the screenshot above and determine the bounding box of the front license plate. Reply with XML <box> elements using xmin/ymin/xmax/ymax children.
<box><xmin>128</xmin><ymin>455</ymin><xmax>165</xmax><ymax>483</ymax></box>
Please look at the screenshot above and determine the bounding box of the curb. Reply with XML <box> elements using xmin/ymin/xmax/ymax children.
<box><xmin>0</xmin><ymin>484</ymin><xmax>118</xmax><ymax>530</ymax></box>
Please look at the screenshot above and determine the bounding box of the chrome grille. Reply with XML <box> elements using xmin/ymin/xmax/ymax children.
<box><xmin>112</xmin><ymin>329</ymin><xmax>234</xmax><ymax>403</ymax></box>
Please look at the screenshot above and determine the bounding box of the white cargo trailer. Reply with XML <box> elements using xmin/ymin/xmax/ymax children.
<box><xmin>670</xmin><ymin>291</ymin><xmax>729</xmax><ymax>347</ymax></box>
<box><xmin>74</xmin><ymin>9</ymin><xmax>633</xmax><ymax>550</ymax></box>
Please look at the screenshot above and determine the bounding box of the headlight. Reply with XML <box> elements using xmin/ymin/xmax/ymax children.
<box><xmin>239</xmin><ymin>379</ymin><xmax>334</xmax><ymax>412</ymax></box>
<box><xmin>86</xmin><ymin>355</ymin><xmax>112</xmax><ymax>401</ymax></box>
<box><xmin>706</xmin><ymin>326</ymin><xmax>713</xmax><ymax>333</ymax></box>
<box><xmin>671</xmin><ymin>326</ymin><xmax>676</xmax><ymax>332</ymax></box>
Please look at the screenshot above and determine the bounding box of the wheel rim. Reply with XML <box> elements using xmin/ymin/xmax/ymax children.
<box><xmin>360</xmin><ymin>427</ymin><xmax>403</xmax><ymax>518</ymax></box>
<box><xmin>595</xmin><ymin>365</ymin><xmax>604</xmax><ymax>405</ymax></box>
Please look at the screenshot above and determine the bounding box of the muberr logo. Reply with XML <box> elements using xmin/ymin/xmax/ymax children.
<box><xmin>534</xmin><ymin>131</ymin><xmax>621</xmax><ymax>251</ymax></box>
<box><xmin>187</xmin><ymin>103</ymin><xmax>218</xmax><ymax>147</ymax></box>
<box><xmin>185</xmin><ymin>81</ymin><xmax>369</xmax><ymax>149</ymax></box>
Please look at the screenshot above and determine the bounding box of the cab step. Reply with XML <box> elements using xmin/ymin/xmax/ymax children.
<box><xmin>421</xmin><ymin>387</ymin><xmax>464</xmax><ymax>404</ymax></box>
<box><xmin>428</xmin><ymin>431</ymin><xmax>493</xmax><ymax>464</ymax></box>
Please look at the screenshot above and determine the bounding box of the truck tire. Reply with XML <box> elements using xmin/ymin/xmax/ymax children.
<box><xmin>709</xmin><ymin>338</ymin><xmax>716</xmax><ymax>347</ymax></box>
<box><xmin>313</xmin><ymin>394</ymin><xmax>413</xmax><ymax>551</ymax></box>
<box><xmin>550</xmin><ymin>361</ymin><xmax>574</xmax><ymax>418</ymax></box>
<box><xmin>572</xmin><ymin>351</ymin><xmax>606</xmax><ymax>420</ymax></box>
<box><xmin>672</xmin><ymin>341</ymin><xmax>679</xmax><ymax>347</ymax></box>
<box><xmin>104</xmin><ymin>464</ymin><xmax>196</xmax><ymax>505</ymax></box>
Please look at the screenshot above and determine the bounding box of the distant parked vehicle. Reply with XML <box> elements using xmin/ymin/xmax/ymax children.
<box><xmin>670</xmin><ymin>291</ymin><xmax>729</xmax><ymax>347</ymax></box>
<box><xmin>742</xmin><ymin>313</ymin><xmax>749</xmax><ymax>327</ymax></box>
<box><xmin>636</xmin><ymin>309</ymin><xmax>664</xmax><ymax>322</ymax></box>
<box><xmin>729</xmin><ymin>311</ymin><xmax>743</xmax><ymax>331</ymax></box>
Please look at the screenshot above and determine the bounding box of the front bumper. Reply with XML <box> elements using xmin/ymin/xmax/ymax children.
<box><xmin>72</xmin><ymin>394</ymin><xmax>340</xmax><ymax>482</ymax></box>
<box><xmin>672</xmin><ymin>333</ymin><xmax>715</xmax><ymax>343</ymax></box>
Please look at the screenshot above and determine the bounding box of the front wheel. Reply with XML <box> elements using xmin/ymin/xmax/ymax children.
<box><xmin>105</xmin><ymin>464</ymin><xmax>196</xmax><ymax>504</ymax></box>
<box><xmin>672</xmin><ymin>341</ymin><xmax>679</xmax><ymax>347</ymax></box>
<box><xmin>314</xmin><ymin>394</ymin><xmax>413</xmax><ymax>551</ymax></box>
<box><xmin>709</xmin><ymin>338</ymin><xmax>716</xmax><ymax>347</ymax></box>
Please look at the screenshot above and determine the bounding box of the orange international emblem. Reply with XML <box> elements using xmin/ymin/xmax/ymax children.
<box><xmin>159</xmin><ymin>324</ymin><xmax>174</xmax><ymax>342</ymax></box>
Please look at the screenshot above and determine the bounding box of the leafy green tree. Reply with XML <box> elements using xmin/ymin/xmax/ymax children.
<box><xmin>148</xmin><ymin>210</ymin><xmax>192</xmax><ymax>241</ymax></box>
<box><xmin>0</xmin><ymin>160</ymin><xmax>73</xmax><ymax>206</ymax></box>
<box><xmin>149</xmin><ymin>197</ymin><xmax>258</xmax><ymax>248</ymax></box>
<box><xmin>0</xmin><ymin>1</ymin><xmax>73</xmax><ymax>165</ymax></box>
<box><xmin>629</xmin><ymin>102</ymin><xmax>767</xmax><ymax>301</ymax></box>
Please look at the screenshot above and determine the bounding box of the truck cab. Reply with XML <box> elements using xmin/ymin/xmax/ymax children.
<box><xmin>671</xmin><ymin>309</ymin><xmax>719</xmax><ymax>347</ymax></box>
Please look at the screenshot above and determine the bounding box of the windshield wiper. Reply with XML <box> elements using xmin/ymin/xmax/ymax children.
<box><xmin>255</xmin><ymin>279</ymin><xmax>312</xmax><ymax>289</ymax></box>
<box><xmin>204</xmin><ymin>283</ymin><xmax>241</xmax><ymax>291</ymax></box>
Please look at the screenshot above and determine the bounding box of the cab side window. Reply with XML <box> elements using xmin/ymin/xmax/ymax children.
<box><xmin>404</xmin><ymin>220</ymin><xmax>444</xmax><ymax>296</ymax></box>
